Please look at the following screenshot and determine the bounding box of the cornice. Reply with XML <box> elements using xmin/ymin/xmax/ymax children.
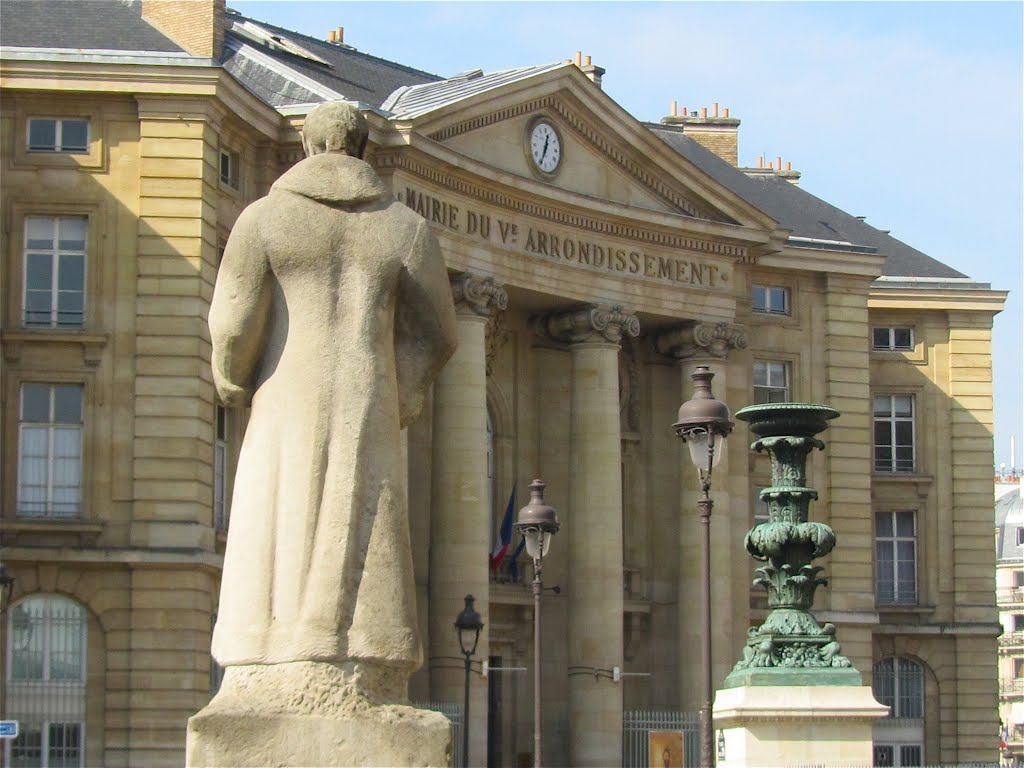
<box><xmin>757</xmin><ymin>244</ymin><xmax>886</xmax><ymax>278</ymax></box>
<box><xmin>375</xmin><ymin>146</ymin><xmax>759</xmax><ymax>261</ymax></box>
<box><xmin>868</xmin><ymin>286</ymin><xmax>1008</xmax><ymax>314</ymax></box>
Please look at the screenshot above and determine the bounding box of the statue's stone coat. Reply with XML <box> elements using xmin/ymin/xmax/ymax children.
<box><xmin>209</xmin><ymin>150</ymin><xmax>457</xmax><ymax>671</ymax></box>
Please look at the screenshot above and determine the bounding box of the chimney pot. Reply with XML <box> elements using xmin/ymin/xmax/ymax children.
<box><xmin>700</xmin><ymin>107</ymin><xmax>708</xmax><ymax>118</ymax></box>
<box><xmin>585</xmin><ymin>54</ymin><xmax>592</xmax><ymax>66</ymax></box>
<box><xmin>337</xmin><ymin>26</ymin><xmax>344</xmax><ymax>43</ymax></box>
<box><xmin>712</xmin><ymin>102</ymin><xmax>719</xmax><ymax>117</ymax></box>
<box><xmin>574</xmin><ymin>51</ymin><xmax>582</xmax><ymax>67</ymax></box>
<box><xmin>723</xmin><ymin>107</ymin><xmax>730</xmax><ymax>118</ymax></box>
<box><xmin>757</xmin><ymin>156</ymin><xmax>763</xmax><ymax>168</ymax></box>
<box><xmin>775</xmin><ymin>156</ymin><xmax>782</xmax><ymax>170</ymax></box>
<box><xmin>565</xmin><ymin>59</ymin><xmax>572</xmax><ymax>64</ymax></box>
<box><xmin>785</xmin><ymin>161</ymin><xmax>792</xmax><ymax>171</ymax></box>
<box><xmin>328</xmin><ymin>30</ymin><xmax>337</xmax><ymax>42</ymax></box>
<box><xmin>670</xmin><ymin>100</ymin><xmax>678</xmax><ymax>117</ymax></box>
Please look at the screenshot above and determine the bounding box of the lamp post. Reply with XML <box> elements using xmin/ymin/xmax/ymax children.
<box><xmin>674</xmin><ymin>365</ymin><xmax>733</xmax><ymax>768</ymax></box>
<box><xmin>454</xmin><ymin>594</ymin><xmax>483</xmax><ymax>768</ymax></box>
<box><xmin>514</xmin><ymin>479</ymin><xmax>559</xmax><ymax>768</ymax></box>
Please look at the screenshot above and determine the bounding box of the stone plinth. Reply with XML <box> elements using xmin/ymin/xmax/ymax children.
<box><xmin>186</xmin><ymin>662</ymin><xmax>451</xmax><ymax>767</ymax></box>
<box><xmin>713</xmin><ymin>685</ymin><xmax>888</xmax><ymax>768</ymax></box>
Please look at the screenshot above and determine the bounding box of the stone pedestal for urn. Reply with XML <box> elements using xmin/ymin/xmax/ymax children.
<box><xmin>713</xmin><ymin>403</ymin><xmax>888</xmax><ymax>768</ymax></box>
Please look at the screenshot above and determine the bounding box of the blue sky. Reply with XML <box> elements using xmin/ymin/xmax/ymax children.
<box><xmin>233</xmin><ymin>0</ymin><xmax>1023</xmax><ymax>471</ymax></box>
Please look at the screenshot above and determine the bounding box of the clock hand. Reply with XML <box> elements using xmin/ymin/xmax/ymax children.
<box><xmin>541</xmin><ymin>135</ymin><xmax>549</xmax><ymax>161</ymax></box>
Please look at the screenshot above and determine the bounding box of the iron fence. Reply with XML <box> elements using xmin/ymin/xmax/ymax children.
<box><xmin>414</xmin><ymin>701</ymin><xmax>462</xmax><ymax>768</ymax></box>
<box><xmin>623</xmin><ymin>709</ymin><xmax>699</xmax><ymax>768</ymax></box>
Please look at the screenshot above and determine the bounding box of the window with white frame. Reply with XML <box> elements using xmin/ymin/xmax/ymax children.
<box><xmin>873</xmin><ymin>326</ymin><xmax>914</xmax><ymax>351</ymax></box>
<box><xmin>18</xmin><ymin>383</ymin><xmax>83</xmax><ymax>519</ymax></box>
<box><xmin>24</xmin><ymin>216</ymin><xmax>87</xmax><ymax>328</ymax></box>
<box><xmin>873</xmin><ymin>394</ymin><xmax>915</xmax><ymax>473</ymax></box>
<box><xmin>27</xmin><ymin>118</ymin><xmax>89</xmax><ymax>153</ymax></box>
<box><xmin>219</xmin><ymin>149</ymin><xmax>239</xmax><ymax>189</ymax></box>
<box><xmin>753</xmin><ymin>361</ymin><xmax>790</xmax><ymax>404</ymax></box>
<box><xmin>872</xmin><ymin>657</ymin><xmax>925</xmax><ymax>767</ymax></box>
<box><xmin>214</xmin><ymin>406</ymin><xmax>229</xmax><ymax>531</ymax></box>
<box><xmin>875</xmin><ymin>511</ymin><xmax>918</xmax><ymax>605</ymax></box>
<box><xmin>5</xmin><ymin>596</ymin><xmax>87</xmax><ymax>768</ymax></box>
<box><xmin>752</xmin><ymin>284</ymin><xmax>789</xmax><ymax>315</ymax></box>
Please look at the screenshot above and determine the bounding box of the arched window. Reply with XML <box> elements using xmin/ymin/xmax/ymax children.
<box><xmin>5</xmin><ymin>596</ymin><xmax>87</xmax><ymax>768</ymax></box>
<box><xmin>872</xmin><ymin>657</ymin><xmax>924</xmax><ymax>767</ymax></box>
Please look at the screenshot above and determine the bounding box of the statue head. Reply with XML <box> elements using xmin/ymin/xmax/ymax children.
<box><xmin>301</xmin><ymin>101</ymin><xmax>369</xmax><ymax>159</ymax></box>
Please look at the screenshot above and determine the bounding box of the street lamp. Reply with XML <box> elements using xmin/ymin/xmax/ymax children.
<box><xmin>514</xmin><ymin>479</ymin><xmax>559</xmax><ymax>768</ymax></box>
<box><xmin>454</xmin><ymin>594</ymin><xmax>483</xmax><ymax>768</ymax></box>
<box><xmin>674</xmin><ymin>365</ymin><xmax>733</xmax><ymax>768</ymax></box>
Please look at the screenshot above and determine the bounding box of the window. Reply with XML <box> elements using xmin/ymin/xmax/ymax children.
<box><xmin>1017</xmin><ymin>528</ymin><xmax>1024</xmax><ymax>546</ymax></box>
<box><xmin>18</xmin><ymin>383</ymin><xmax>83</xmax><ymax>518</ymax></box>
<box><xmin>214</xmin><ymin>406</ymin><xmax>229</xmax><ymax>531</ymax></box>
<box><xmin>24</xmin><ymin>216</ymin><xmax>87</xmax><ymax>328</ymax></box>
<box><xmin>753</xmin><ymin>486</ymin><xmax>770</xmax><ymax>525</ymax></box>
<box><xmin>873</xmin><ymin>327</ymin><xmax>914</xmax><ymax>351</ymax></box>
<box><xmin>873</xmin><ymin>394</ymin><xmax>915</xmax><ymax>473</ymax></box>
<box><xmin>876</xmin><ymin>511</ymin><xmax>917</xmax><ymax>605</ymax></box>
<box><xmin>873</xmin><ymin>657</ymin><xmax>924</xmax><ymax>718</ymax></box>
<box><xmin>5</xmin><ymin>596</ymin><xmax>87</xmax><ymax>768</ymax></box>
<box><xmin>27</xmin><ymin>118</ymin><xmax>89</xmax><ymax>153</ymax></box>
<box><xmin>753</xmin><ymin>361</ymin><xmax>789</xmax><ymax>403</ymax></box>
<box><xmin>220</xmin><ymin>149</ymin><xmax>239</xmax><ymax>189</ymax></box>
<box><xmin>752</xmin><ymin>284</ymin><xmax>789</xmax><ymax>315</ymax></box>
<box><xmin>1013</xmin><ymin>614</ymin><xmax>1024</xmax><ymax>631</ymax></box>
<box><xmin>873</xmin><ymin>744</ymin><xmax>922</xmax><ymax>767</ymax></box>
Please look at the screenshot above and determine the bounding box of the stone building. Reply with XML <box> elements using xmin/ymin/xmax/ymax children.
<box><xmin>997</xmin><ymin>477</ymin><xmax>1024</xmax><ymax>765</ymax></box>
<box><xmin>0</xmin><ymin>1</ymin><xmax>1007</xmax><ymax>766</ymax></box>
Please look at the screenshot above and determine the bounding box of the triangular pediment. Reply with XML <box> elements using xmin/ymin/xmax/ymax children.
<box><xmin>384</xmin><ymin>64</ymin><xmax>777</xmax><ymax>232</ymax></box>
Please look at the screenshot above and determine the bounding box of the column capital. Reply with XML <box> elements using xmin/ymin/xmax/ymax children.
<box><xmin>655</xmin><ymin>320</ymin><xmax>747</xmax><ymax>360</ymax></box>
<box><xmin>537</xmin><ymin>304</ymin><xmax>640</xmax><ymax>345</ymax></box>
<box><xmin>451</xmin><ymin>272</ymin><xmax>508</xmax><ymax>319</ymax></box>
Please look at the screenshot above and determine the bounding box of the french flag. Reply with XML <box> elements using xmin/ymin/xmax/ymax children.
<box><xmin>489</xmin><ymin>487</ymin><xmax>516</xmax><ymax>571</ymax></box>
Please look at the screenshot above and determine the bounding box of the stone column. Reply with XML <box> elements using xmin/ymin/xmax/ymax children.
<box><xmin>429</xmin><ymin>273</ymin><xmax>507</xmax><ymax>765</ymax></box>
<box><xmin>655</xmin><ymin>321</ymin><xmax>747</xmax><ymax>710</ymax></box>
<box><xmin>539</xmin><ymin>304</ymin><xmax>639</xmax><ymax>767</ymax></box>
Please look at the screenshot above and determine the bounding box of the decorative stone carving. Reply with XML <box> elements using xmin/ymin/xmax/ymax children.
<box><xmin>538</xmin><ymin>304</ymin><xmax>640</xmax><ymax>345</ymax></box>
<box><xmin>451</xmin><ymin>272</ymin><xmax>508</xmax><ymax>318</ymax></box>
<box><xmin>655</xmin><ymin>320</ymin><xmax>748</xmax><ymax>360</ymax></box>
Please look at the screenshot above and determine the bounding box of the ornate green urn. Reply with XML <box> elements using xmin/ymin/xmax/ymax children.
<box><xmin>723</xmin><ymin>402</ymin><xmax>862</xmax><ymax>687</ymax></box>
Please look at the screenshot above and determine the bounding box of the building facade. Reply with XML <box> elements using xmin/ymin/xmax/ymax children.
<box><xmin>997</xmin><ymin>477</ymin><xmax>1024</xmax><ymax>765</ymax></box>
<box><xmin>0</xmin><ymin>2</ymin><xmax>1007</xmax><ymax>766</ymax></box>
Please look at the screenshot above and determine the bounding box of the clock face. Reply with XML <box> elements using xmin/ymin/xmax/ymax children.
<box><xmin>530</xmin><ymin>121</ymin><xmax>561</xmax><ymax>174</ymax></box>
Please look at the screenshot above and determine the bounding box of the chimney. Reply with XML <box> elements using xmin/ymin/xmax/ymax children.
<box><xmin>328</xmin><ymin>30</ymin><xmax>337</xmax><ymax>42</ymax></box>
<box><xmin>142</xmin><ymin>0</ymin><xmax>226</xmax><ymax>59</ymax></box>
<box><xmin>571</xmin><ymin>51</ymin><xmax>605</xmax><ymax>89</ymax></box>
<box><xmin>336</xmin><ymin>26</ymin><xmax>344</xmax><ymax>44</ymax></box>
<box><xmin>660</xmin><ymin>101</ymin><xmax>741</xmax><ymax>166</ymax></box>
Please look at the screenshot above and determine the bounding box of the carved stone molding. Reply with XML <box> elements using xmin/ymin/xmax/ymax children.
<box><xmin>655</xmin><ymin>320</ymin><xmax>748</xmax><ymax>360</ymax></box>
<box><xmin>537</xmin><ymin>304</ymin><xmax>640</xmax><ymax>345</ymax></box>
<box><xmin>450</xmin><ymin>272</ymin><xmax>508</xmax><ymax>318</ymax></box>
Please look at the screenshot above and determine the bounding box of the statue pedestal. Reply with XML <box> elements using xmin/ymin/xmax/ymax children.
<box><xmin>713</xmin><ymin>685</ymin><xmax>888</xmax><ymax>768</ymax></box>
<box><xmin>186</xmin><ymin>662</ymin><xmax>451</xmax><ymax>767</ymax></box>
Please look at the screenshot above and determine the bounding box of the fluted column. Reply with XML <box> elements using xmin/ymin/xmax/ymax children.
<box><xmin>656</xmin><ymin>321</ymin><xmax>747</xmax><ymax>711</ymax></box>
<box><xmin>429</xmin><ymin>273</ymin><xmax>507</xmax><ymax>765</ymax></box>
<box><xmin>539</xmin><ymin>304</ymin><xmax>639</xmax><ymax>766</ymax></box>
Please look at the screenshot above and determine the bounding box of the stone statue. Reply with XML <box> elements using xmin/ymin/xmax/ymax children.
<box><xmin>187</xmin><ymin>101</ymin><xmax>457</xmax><ymax>767</ymax></box>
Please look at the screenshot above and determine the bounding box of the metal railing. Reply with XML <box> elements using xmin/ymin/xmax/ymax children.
<box><xmin>998</xmin><ymin>588</ymin><xmax>1024</xmax><ymax>605</ymax></box>
<box><xmin>1000</xmin><ymin>678</ymin><xmax>1024</xmax><ymax>695</ymax></box>
<box><xmin>623</xmin><ymin>709</ymin><xmax>699</xmax><ymax>768</ymax></box>
<box><xmin>1000</xmin><ymin>631</ymin><xmax>1024</xmax><ymax>648</ymax></box>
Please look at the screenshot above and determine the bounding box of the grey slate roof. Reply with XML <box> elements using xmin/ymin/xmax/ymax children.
<box><xmin>647</xmin><ymin>124</ymin><xmax>969</xmax><ymax>280</ymax></box>
<box><xmin>0</xmin><ymin>0</ymin><xmax>184</xmax><ymax>52</ymax></box>
<box><xmin>222</xmin><ymin>10</ymin><xmax>440</xmax><ymax>108</ymax></box>
<box><xmin>381</xmin><ymin>63</ymin><xmax>566</xmax><ymax>119</ymax></box>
